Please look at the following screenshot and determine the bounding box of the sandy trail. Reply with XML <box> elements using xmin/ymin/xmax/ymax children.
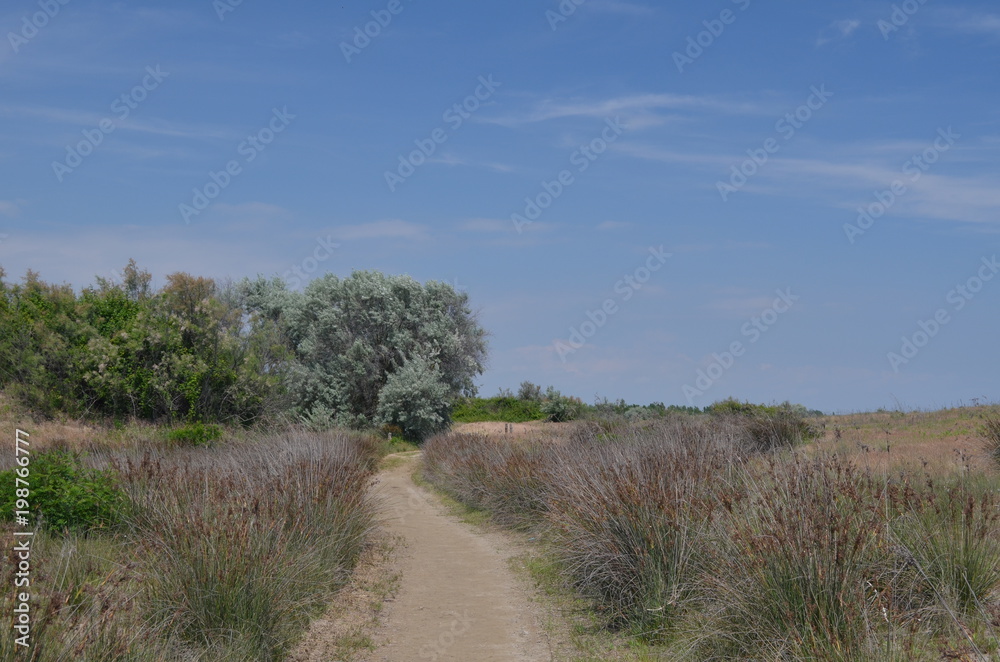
<box><xmin>364</xmin><ymin>454</ymin><xmax>550</xmax><ymax>661</ymax></box>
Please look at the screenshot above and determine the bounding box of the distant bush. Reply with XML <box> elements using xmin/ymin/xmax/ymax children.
<box><xmin>705</xmin><ymin>398</ymin><xmax>816</xmax><ymax>451</ymax></box>
<box><xmin>517</xmin><ymin>381</ymin><xmax>543</xmax><ymax>401</ymax></box>
<box><xmin>0</xmin><ymin>449</ymin><xmax>123</xmax><ymax>534</ymax></box>
<box><xmin>540</xmin><ymin>390</ymin><xmax>584</xmax><ymax>422</ymax></box>
<box><xmin>167</xmin><ymin>422</ymin><xmax>223</xmax><ymax>447</ymax></box>
<box><xmin>451</xmin><ymin>396</ymin><xmax>544</xmax><ymax>423</ymax></box>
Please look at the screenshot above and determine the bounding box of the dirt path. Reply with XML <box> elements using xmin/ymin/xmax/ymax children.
<box><xmin>363</xmin><ymin>454</ymin><xmax>551</xmax><ymax>661</ymax></box>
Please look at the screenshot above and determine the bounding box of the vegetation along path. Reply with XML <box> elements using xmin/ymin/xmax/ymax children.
<box><xmin>364</xmin><ymin>452</ymin><xmax>550</xmax><ymax>661</ymax></box>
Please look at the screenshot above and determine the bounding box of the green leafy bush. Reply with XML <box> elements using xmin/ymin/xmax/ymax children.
<box><xmin>451</xmin><ymin>396</ymin><xmax>545</xmax><ymax>423</ymax></box>
<box><xmin>167</xmin><ymin>422</ymin><xmax>223</xmax><ymax>447</ymax></box>
<box><xmin>374</xmin><ymin>355</ymin><xmax>451</xmax><ymax>442</ymax></box>
<box><xmin>0</xmin><ymin>261</ymin><xmax>288</xmax><ymax>425</ymax></box>
<box><xmin>0</xmin><ymin>449</ymin><xmax>123</xmax><ymax>533</ymax></box>
<box><xmin>540</xmin><ymin>389</ymin><xmax>584</xmax><ymax>422</ymax></box>
<box><xmin>242</xmin><ymin>271</ymin><xmax>487</xmax><ymax>433</ymax></box>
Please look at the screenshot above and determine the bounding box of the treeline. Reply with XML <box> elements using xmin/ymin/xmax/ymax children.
<box><xmin>454</xmin><ymin>381</ymin><xmax>823</xmax><ymax>424</ymax></box>
<box><xmin>0</xmin><ymin>261</ymin><xmax>486</xmax><ymax>439</ymax></box>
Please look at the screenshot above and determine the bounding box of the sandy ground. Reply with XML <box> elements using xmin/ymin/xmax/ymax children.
<box><xmin>359</xmin><ymin>454</ymin><xmax>551</xmax><ymax>661</ymax></box>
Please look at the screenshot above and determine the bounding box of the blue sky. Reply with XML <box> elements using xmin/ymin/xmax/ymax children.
<box><xmin>2</xmin><ymin>1</ymin><xmax>998</xmax><ymax>413</ymax></box>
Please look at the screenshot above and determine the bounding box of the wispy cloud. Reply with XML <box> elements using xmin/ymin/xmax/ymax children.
<box><xmin>817</xmin><ymin>19</ymin><xmax>860</xmax><ymax>46</ymax></box>
<box><xmin>760</xmin><ymin>156</ymin><xmax>1000</xmax><ymax>225</ymax></box>
<box><xmin>0</xmin><ymin>104</ymin><xmax>238</xmax><ymax>141</ymax></box>
<box><xmin>482</xmin><ymin>93</ymin><xmax>769</xmax><ymax>128</ymax></box>
<box><xmin>933</xmin><ymin>9</ymin><xmax>1000</xmax><ymax>36</ymax></box>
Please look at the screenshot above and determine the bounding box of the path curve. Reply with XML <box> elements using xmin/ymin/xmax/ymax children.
<box><xmin>364</xmin><ymin>454</ymin><xmax>550</xmax><ymax>661</ymax></box>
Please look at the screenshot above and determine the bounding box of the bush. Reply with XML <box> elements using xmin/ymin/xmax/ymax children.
<box><xmin>517</xmin><ymin>381</ymin><xmax>543</xmax><ymax>401</ymax></box>
<box><xmin>0</xmin><ymin>262</ymin><xmax>288</xmax><ymax>425</ymax></box>
<box><xmin>0</xmin><ymin>449</ymin><xmax>123</xmax><ymax>533</ymax></box>
<box><xmin>451</xmin><ymin>396</ymin><xmax>545</xmax><ymax>423</ymax></box>
<box><xmin>540</xmin><ymin>391</ymin><xmax>583</xmax><ymax>422</ymax></box>
<box><xmin>706</xmin><ymin>398</ymin><xmax>816</xmax><ymax>451</ymax></box>
<box><xmin>167</xmin><ymin>422</ymin><xmax>223</xmax><ymax>447</ymax></box>
<box><xmin>375</xmin><ymin>355</ymin><xmax>451</xmax><ymax>442</ymax></box>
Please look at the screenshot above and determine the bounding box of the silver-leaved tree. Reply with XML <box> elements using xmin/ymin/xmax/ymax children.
<box><xmin>241</xmin><ymin>271</ymin><xmax>487</xmax><ymax>441</ymax></box>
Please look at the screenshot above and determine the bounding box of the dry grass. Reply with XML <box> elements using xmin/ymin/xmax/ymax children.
<box><xmin>0</xmin><ymin>426</ymin><xmax>380</xmax><ymax>661</ymax></box>
<box><xmin>812</xmin><ymin>405</ymin><xmax>1000</xmax><ymax>474</ymax></box>
<box><xmin>423</xmin><ymin>409</ymin><xmax>1000</xmax><ymax>660</ymax></box>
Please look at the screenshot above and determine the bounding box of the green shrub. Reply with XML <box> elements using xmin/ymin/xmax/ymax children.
<box><xmin>0</xmin><ymin>262</ymin><xmax>288</xmax><ymax>426</ymax></box>
<box><xmin>167</xmin><ymin>422</ymin><xmax>223</xmax><ymax>446</ymax></box>
<box><xmin>451</xmin><ymin>396</ymin><xmax>545</xmax><ymax>423</ymax></box>
<box><xmin>540</xmin><ymin>390</ymin><xmax>584</xmax><ymax>422</ymax></box>
<box><xmin>375</xmin><ymin>355</ymin><xmax>452</xmax><ymax>442</ymax></box>
<box><xmin>0</xmin><ymin>449</ymin><xmax>123</xmax><ymax>533</ymax></box>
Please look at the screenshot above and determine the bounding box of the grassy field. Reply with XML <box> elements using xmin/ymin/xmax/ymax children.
<box><xmin>0</xmin><ymin>400</ymin><xmax>382</xmax><ymax>661</ymax></box>
<box><xmin>425</xmin><ymin>406</ymin><xmax>1000</xmax><ymax>661</ymax></box>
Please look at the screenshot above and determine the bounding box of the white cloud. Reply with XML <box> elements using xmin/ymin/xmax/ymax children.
<box><xmin>817</xmin><ymin>19</ymin><xmax>861</xmax><ymax>46</ymax></box>
<box><xmin>934</xmin><ymin>9</ymin><xmax>1000</xmax><ymax>36</ymax></box>
<box><xmin>0</xmin><ymin>103</ymin><xmax>238</xmax><ymax>141</ymax></box>
<box><xmin>482</xmin><ymin>93</ymin><xmax>769</xmax><ymax>128</ymax></box>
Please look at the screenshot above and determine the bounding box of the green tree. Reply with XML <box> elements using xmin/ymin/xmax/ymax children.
<box><xmin>242</xmin><ymin>271</ymin><xmax>487</xmax><ymax>435</ymax></box>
